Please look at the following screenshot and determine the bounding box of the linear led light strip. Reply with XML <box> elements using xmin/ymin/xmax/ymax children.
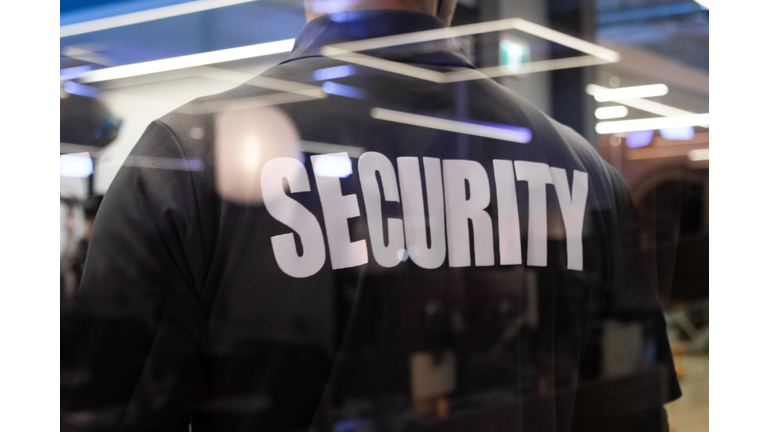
<box><xmin>79</xmin><ymin>39</ymin><xmax>295</xmax><ymax>83</ymax></box>
<box><xmin>327</xmin><ymin>18</ymin><xmax>618</xmax><ymax>62</ymax></box>
<box><xmin>596</xmin><ymin>114</ymin><xmax>709</xmax><ymax>134</ymax></box>
<box><xmin>371</xmin><ymin>108</ymin><xmax>532</xmax><ymax>143</ymax></box>
<box><xmin>322</xmin><ymin>18</ymin><xmax>619</xmax><ymax>84</ymax></box>
<box><xmin>586</xmin><ymin>83</ymin><xmax>668</xmax><ymax>102</ymax></box>
<box><xmin>61</xmin><ymin>0</ymin><xmax>260</xmax><ymax>37</ymax></box>
<box><xmin>196</xmin><ymin>66</ymin><xmax>324</xmax><ymax>95</ymax></box>
<box><xmin>588</xmin><ymin>83</ymin><xmax>709</xmax><ymax>129</ymax></box>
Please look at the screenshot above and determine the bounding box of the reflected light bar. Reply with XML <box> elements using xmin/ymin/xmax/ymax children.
<box><xmin>596</xmin><ymin>114</ymin><xmax>709</xmax><ymax>134</ymax></box>
<box><xmin>61</xmin><ymin>0</ymin><xmax>260</xmax><ymax>37</ymax></box>
<box><xmin>660</xmin><ymin>126</ymin><xmax>695</xmax><ymax>140</ymax></box>
<box><xmin>587</xmin><ymin>84</ymin><xmax>694</xmax><ymax>117</ymax></box>
<box><xmin>595</xmin><ymin>106</ymin><xmax>628</xmax><ymax>119</ymax></box>
<box><xmin>60</xmin><ymin>154</ymin><xmax>93</xmax><ymax>178</ymax></box>
<box><xmin>695</xmin><ymin>0</ymin><xmax>709</xmax><ymax>10</ymax></box>
<box><xmin>80</xmin><ymin>39</ymin><xmax>294</xmax><ymax>83</ymax></box>
<box><xmin>371</xmin><ymin>108</ymin><xmax>532</xmax><ymax>143</ymax></box>
<box><xmin>60</xmin><ymin>65</ymin><xmax>92</xmax><ymax>81</ymax></box>
<box><xmin>688</xmin><ymin>149</ymin><xmax>709</xmax><ymax>161</ymax></box>
<box><xmin>321</xmin><ymin>81</ymin><xmax>365</xmax><ymax>98</ymax></box>
<box><xmin>63</xmin><ymin>81</ymin><xmax>100</xmax><ymax>98</ymax></box>
<box><xmin>313</xmin><ymin>65</ymin><xmax>356</xmax><ymax>81</ymax></box>
<box><xmin>591</xmin><ymin>84</ymin><xmax>668</xmax><ymax>102</ymax></box>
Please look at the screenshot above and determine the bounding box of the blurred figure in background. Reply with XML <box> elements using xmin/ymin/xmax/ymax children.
<box><xmin>62</xmin><ymin>0</ymin><xmax>680</xmax><ymax>431</ymax></box>
<box><xmin>61</xmin><ymin>195</ymin><xmax>103</xmax><ymax>304</ymax></box>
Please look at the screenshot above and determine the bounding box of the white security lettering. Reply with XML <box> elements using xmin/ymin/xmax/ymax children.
<box><xmin>264</xmin><ymin>153</ymin><xmax>589</xmax><ymax>276</ymax></box>
<box><xmin>443</xmin><ymin>159</ymin><xmax>494</xmax><ymax>267</ymax></box>
<box><xmin>493</xmin><ymin>160</ymin><xmax>523</xmax><ymax>265</ymax></box>
<box><xmin>514</xmin><ymin>161</ymin><xmax>553</xmax><ymax>267</ymax></box>
<box><xmin>397</xmin><ymin>157</ymin><xmax>446</xmax><ymax>269</ymax></box>
<box><xmin>551</xmin><ymin>168</ymin><xmax>589</xmax><ymax>271</ymax></box>
<box><xmin>261</xmin><ymin>157</ymin><xmax>326</xmax><ymax>278</ymax></box>
<box><xmin>311</xmin><ymin>153</ymin><xmax>368</xmax><ymax>269</ymax></box>
<box><xmin>359</xmin><ymin>152</ymin><xmax>405</xmax><ymax>268</ymax></box>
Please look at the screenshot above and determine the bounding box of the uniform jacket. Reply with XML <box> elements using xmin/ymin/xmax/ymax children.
<box><xmin>62</xmin><ymin>9</ymin><xmax>681</xmax><ymax>432</ymax></box>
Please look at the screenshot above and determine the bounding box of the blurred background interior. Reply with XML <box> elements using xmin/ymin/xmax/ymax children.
<box><xmin>60</xmin><ymin>0</ymin><xmax>708</xmax><ymax>430</ymax></box>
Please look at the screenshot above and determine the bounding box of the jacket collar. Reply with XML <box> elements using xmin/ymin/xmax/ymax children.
<box><xmin>282</xmin><ymin>9</ymin><xmax>475</xmax><ymax>69</ymax></box>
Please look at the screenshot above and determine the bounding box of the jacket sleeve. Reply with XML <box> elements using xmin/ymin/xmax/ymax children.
<box><xmin>61</xmin><ymin>121</ymin><xmax>209</xmax><ymax>432</ymax></box>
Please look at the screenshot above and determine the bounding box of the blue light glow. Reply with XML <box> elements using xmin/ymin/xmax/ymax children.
<box><xmin>626</xmin><ymin>130</ymin><xmax>654</xmax><ymax>148</ymax></box>
<box><xmin>313</xmin><ymin>154</ymin><xmax>352</xmax><ymax>178</ymax></box>
<box><xmin>322</xmin><ymin>81</ymin><xmax>365</xmax><ymax>99</ymax></box>
<box><xmin>597</xmin><ymin>2</ymin><xmax>700</xmax><ymax>25</ymax></box>
<box><xmin>60</xmin><ymin>65</ymin><xmax>92</xmax><ymax>81</ymax></box>
<box><xmin>469</xmin><ymin>119</ymin><xmax>533</xmax><ymax>143</ymax></box>
<box><xmin>60</xmin><ymin>154</ymin><xmax>93</xmax><ymax>177</ymax></box>
<box><xmin>64</xmin><ymin>81</ymin><xmax>99</xmax><ymax>98</ymax></box>
<box><xmin>313</xmin><ymin>65</ymin><xmax>356</xmax><ymax>81</ymax></box>
<box><xmin>660</xmin><ymin>126</ymin><xmax>695</xmax><ymax>140</ymax></box>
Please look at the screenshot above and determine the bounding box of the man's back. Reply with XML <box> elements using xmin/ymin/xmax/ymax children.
<box><xmin>62</xmin><ymin>10</ymin><xmax>680</xmax><ymax>432</ymax></box>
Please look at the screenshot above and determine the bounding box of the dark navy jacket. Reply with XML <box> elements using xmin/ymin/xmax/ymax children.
<box><xmin>62</xmin><ymin>10</ymin><xmax>681</xmax><ymax>432</ymax></box>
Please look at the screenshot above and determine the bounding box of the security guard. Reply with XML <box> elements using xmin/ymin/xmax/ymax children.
<box><xmin>61</xmin><ymin>1</ymin><xmax>681</xmax><ymax>431</ymax></box>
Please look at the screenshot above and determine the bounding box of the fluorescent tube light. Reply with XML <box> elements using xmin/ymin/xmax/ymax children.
<box><xmin>79</xmin><ymin>39</ymin><xmax>295</xmax><ymax>83</ymax></box>
<box><xmin>595</xmin><ymin>106</ymin><xmax>628</xmax><ymax>119</ymax></box>
<box><xmin>593</xmin><ymin>84</ymin><xmax>668</xmax><ymax>102</ymax></box>
<box><xmin>596</xmin><ymin>114</ymin><xmax>709</xmax><ymax>134</ymax></box>
<box><xmin>371</xmin><ymin>108</ymin><xmax>532</xmax><ymax>143</ymax></box>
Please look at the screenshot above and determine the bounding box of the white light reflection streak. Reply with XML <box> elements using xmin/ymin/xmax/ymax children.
<box><xmin>587</xmin><ymin>84</ymin><xmax>708</xmax><ymax>128</ymax></box>
<box><xmin>61</xmin><ymin>0</ymin><xmax>261</xmax><ymax>37</ymax></box>
<box><xmin>590</xmin><ymin>84</ymin><xmax>668</xmax><ymax>102</ymax></box>
<box><xmin>371</xmin><ymin>108</ymin><xmax>532</xmax><ymax>143</ymax></box>
<box><xmin>596</xmin><ymin>114</ymin><xmax>709</xmax><ymax>134</ymax></box>
<box><xmin>80</xmin><ymin>39</ymin><xmax>295</xmax><ymax>83</ymax></box>
<box><xmin>595</xmin><ymin>106</ymin><xmax>628</xmax><ymax>119</ymax></box>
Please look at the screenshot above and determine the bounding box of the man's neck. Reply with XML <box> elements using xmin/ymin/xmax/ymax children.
<box><xmin>304</xmin><ymin>0</ymin><xmax>439</xmax><ymax>22</ymax></box>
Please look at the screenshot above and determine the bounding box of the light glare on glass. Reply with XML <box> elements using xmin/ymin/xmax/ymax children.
<box><xmin>593</xmin><ymin>84</ymin><xmax>669</xmax><ymax>102</ymax></box>
<box><xmin>596</xmin><ymin>113</ymin><xmax>709</xmax><ymax>134</ymax></box>
<box><xmin>314</xmin><ymin>154</ymin><xmax>353</xmax><ymax>178</ymax></box>
<box><xmin>595</xmin><ymin>106</ymin><xmax>628</xmax><ymax>120</ymax></box>
<box><xmin>60</xmin><ymin>155</ymin><xmax>93</xmax><ymax>178</ymax></box>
